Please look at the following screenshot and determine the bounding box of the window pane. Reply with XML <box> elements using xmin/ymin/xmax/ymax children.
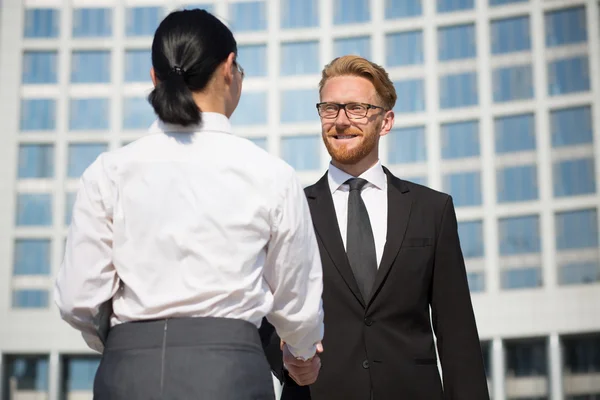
<box><xmin>394</xmin><ymin>79</ymin><xmax>425</xmax><ymax>113</ymax></box>
<box><xmin>443</xmin><ymin>171</ymin><xmax>482</xmax><ymax>207</ymax></box>
<box><xmin>124</xmin><ymin>50</ymin><xmax>152</xmax><ymax>82</ymax></box>
<box><xmin>123</xmin><ymin>97</ymin><xmax>156</xmax><ymax>130</ymax></box>
<box><xmin>548</xmin><ymin>56</ymin><xmax>590</xmax><ymax>96</ymax></box>
<box><xmin>334</xmin><ymin>0</ymin><xmax>370</xmax><ymax>24</ymax></box>
<box><xmin>20</xmin><ymin>99</ymin><xmax>56</xmax><ymax>131</ymax></box>
<box><xmin>237</xmin><ymin>45</ymin><xmax>267</xmax><ymax>77</ymax></box>
<box><xmin>550</xmin><ymin>106</ymin><xmax>593</xmax><ymax>148</ymax></box>
<box><xmin>386</xmin><ymin>30</ymin><xmax>424</xmax><ymax>66</ymax></box>
<box><xmin>126</xmin><ymin>7</ymin><xmax>162</xmax><ymax>37</ymax></box>
<box><xmin>497</xmin><ymin>165</ymin><xmax>538</xmax><ymax>202</ymax></box>
<box><xmin>388</xmin><ymin>126</ymin><xmax>426</xmax><ymax>164</ymax></box>
<box><xmin>65</xmin><ymin>192</ymin><xmax>76</xmax><ymax>226</ymax></box>
<box><xmin>12</xmin><ymin>290</ymin><xmax>50</xmax><ymax>308</ymax></box>
<box><xmin>334</xmin><ymin>36</ymin><xmax>371</xmax><ymax>59</ymax></box>
<box><xmin>18</xmin><ymin>144</ymin><xmax>54</xmax><ymax>179</ymax></box>
<box><xmin>490</xmin><ymin>0</ymin><xmax>527</xmax><ymax>5</ymax></box>
<box><xmin>562</xmin><ymin>335</ymin><xmax>600</xmax><ymax>373</ymax></box>
<box><xmin>467</xmin><ymin>272</ymin><xmax>485</xmax><ymax>292</ymax></box>
<box><xmin>556</xmin><ymin>209</ymin><xmax>598</xmax><ymax>250</ymax></box>
<box><xmin>281</xmin><ymin>0</ymin><xmax>319</xmax><ymax>28</ymax></box>
<box><xmin>281</xmin><ymin>41</ymin><xmax>320</xmax><ymax>76</ymax></box>
<box><xmin>13</xmin><ymin>239</ymin><xmax>51</xmax><ymax>275</ymax></box>
<box><xmin>67</xmin><ymin>144</ymin><xmax>107</xmax><ymax>178</ymax></box>
<box><xmin>458</xmin><ymin>220</ymin><xmax>484</xmax><ymax>258</ymax></box>
<box><xmin>493</xmin><ymin>64</ymin><xmax>534</xmax><ymax>103</ymax></box>
<box><xmin>437</xmin><ymin>0</ymin><xmax>474</xmax><ymax>13</ymax></box>
<box><xmin>491</xmin><ymin>16</ymin><xmax>531</xmax><ymax>54</ymax></box>
<box><xmin>16</xmin><ymin>194</ymin><xmax>53</xmax><ymax>226</ymax></box>
<box><xmin>501</xmin><ymin>267</ymin><xmax>542</xmax><ymax>289</ymax></box>
<box><xmin>438</xmin><ymin>24</ymin><xmax>476</xmax><ymax>61</ymax></box>
<box><xmin>553</xmin><ymin>158</ymin><xmax>596</xmax><ymax>197</ymax></box>
<box><xmin>440</xmin><ymin>72</ymin><xmax>478</xmax><ymax>109</ymax></box>
<box><xmin>5</xmin><ymin>356</ymin><xmax>49</xmax><ymax>391</ymax></box>
<box><xmin>498</xmin><ymin>215</ymin><xmax>540</xmax><ymax>255</ymax></box>
<box><xmin>281</xmin><ymin>135</ymin><xmax>320</xmax><ymax>171</ymax></box>
<box><xmin>441</xmin><ymin>120</ymin><xmax>479</xmax><ymax>159</ymax></box>
<box><xmin>62</xmin><ymin>356</ymin><xmax>101</xmax><ymax>392</ymax></box>
<box><xmin>69</xmin><ymin>98</ymin><xmax>110</xmax><ymax>130</ymax></box>
<box><xmin>230</xmin><ymin>92</ymin><xmax>268</xmax><ymax>126</ymax></box>
<box><xmin>281</xmin><ymin>89</ymin><xmax>319</xmax><ymax>123</ymax></box>
<box><xmin>247</xmin><ymin>137</ymin><xmax>267</xmax><ymax>150</ymax></box>
<box><xmin>230</xmin><ymin>2</ymin><xmax>267</xmax><ymax>32</ymax></box>
<box><xmin>24</xmin><ymin>9</ymin><xmax>59</xmax><ymax>38</ymax></box>
<box><xmin>71</xmin><ymin>51</ymin><xmax>111</xmax><ymax>83</ymax></box>
<box><xmin>545</xmin><ymin>6</ymin><xmax>587</xmax><ymax>48</ymax></box>
<box><xmin>72</xmin><ymin>8</ymin><xmax>112</xmax><ymax>37</ymax></box>
<box><xmin>22</xmin><ymin>51</ymin><xmax>58</xmax><ymax>84</ymax></box>
<box><xmin>385</xmin><ymin>0</ymin><xmax>422</xmax><ymax>19</ymax></box>
<box><xmin>560</xmin><ymin>262</ymin><xmax>600</xmax><ymax>285</ymax></box>
<box><xmin>495</xmin><ymin>113</ymin><xmax>536</xmax><ymax>154</ymax></box>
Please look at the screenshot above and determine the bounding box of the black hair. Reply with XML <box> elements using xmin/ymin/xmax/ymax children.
<box><xmin>148</xmin><ymin>9</ymin><xmax>237</xmax><ymax>126</ymax></box>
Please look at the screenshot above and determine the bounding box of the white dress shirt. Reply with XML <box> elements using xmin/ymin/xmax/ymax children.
<box><xmin>328</xmin><ymin>162</ymin><xmax>388</xmax><ymax>267</ymax></box>
<box><xmin>55</xmin><ymin>112</ymin><xmax>324</xmax><ymax>360</ymax></box>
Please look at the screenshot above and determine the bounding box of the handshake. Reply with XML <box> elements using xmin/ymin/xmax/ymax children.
<box><xmin>281</xmin><ymin>341</ymin><xmax>324</xmax><ymax>386</ymax></box>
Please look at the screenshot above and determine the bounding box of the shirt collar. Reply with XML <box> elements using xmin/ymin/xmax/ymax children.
<box><xmin>328</xmin><ymin>161</ymin><xmax>387</xmax><ymax>195</ymax></box>
<box><xmin>149</xmin><ymin>112</ymin><xmax>232</xmax><ymax>135</ymax></box>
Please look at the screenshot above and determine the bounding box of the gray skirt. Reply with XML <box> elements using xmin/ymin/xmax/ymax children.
<box><xmin>93</xmin><ymin>316</ymin><xmax>276</xmax><ymax>400</ymax></box>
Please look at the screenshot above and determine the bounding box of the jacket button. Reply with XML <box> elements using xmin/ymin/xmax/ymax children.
<box><xmin>364</xmin><ymin>317</ymin><xmax>373</xmax><ymax>326</ymax></box>
<box><xmin>362</xmin><ymin>360</ymin><xmax>369</xmax><ymax>369</ymax></box>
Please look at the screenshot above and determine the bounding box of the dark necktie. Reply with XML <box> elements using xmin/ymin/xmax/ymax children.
<box><xmin>345</xmin><ymin>178</ymin><xmax>378</xmax><ymax>302</ymax></box>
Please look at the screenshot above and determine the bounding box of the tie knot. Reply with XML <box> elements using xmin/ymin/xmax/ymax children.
<box><xmin>346</xmin><ymin>178</ymin><xmax>369</xmax><ymax>191</ymax></box>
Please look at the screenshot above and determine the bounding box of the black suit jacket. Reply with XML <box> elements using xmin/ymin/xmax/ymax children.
<box><xmin>260</xmin><ymin>168</ymin><xmax>490</xmax><ymax>400</ymax></box>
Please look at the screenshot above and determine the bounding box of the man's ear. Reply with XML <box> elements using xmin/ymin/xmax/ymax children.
<box><xmin>379</xmin><ymin>110</ymin><xmax>395</xmax><ymax>137</ymax></box>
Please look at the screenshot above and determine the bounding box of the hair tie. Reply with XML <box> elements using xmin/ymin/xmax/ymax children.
<box><xmin>170</xmin><ymin>66</ymin><xmax>185</xmax><ymax>76</ymax></box>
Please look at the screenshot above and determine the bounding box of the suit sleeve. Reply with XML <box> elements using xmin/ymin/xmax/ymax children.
<box><xmin>431</xmin><ymin>196</ymin><xmax>490</xmax><ymax>399</ymax></box>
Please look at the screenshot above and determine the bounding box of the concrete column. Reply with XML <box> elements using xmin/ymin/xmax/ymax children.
<box><xmin>492</xmin><ymin>338</ymin><xmax>505</xmax><ymax>400</ymax></box>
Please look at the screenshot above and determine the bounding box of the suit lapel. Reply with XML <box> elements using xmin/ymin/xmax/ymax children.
<box><xmin>306</xmin><ymin>173</ymin><xmax>365</xmax><ymax>308</ymax></box>
<box><xmin>367</xmin><ymin>167</ymin><xmax>412</xmax><ymax>308</ymax></box>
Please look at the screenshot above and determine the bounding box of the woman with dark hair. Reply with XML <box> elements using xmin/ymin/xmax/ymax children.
<box><xmin>54</xmin><ymin>9</ymin><xmax>324</xmax><ymax>400</ymax></box>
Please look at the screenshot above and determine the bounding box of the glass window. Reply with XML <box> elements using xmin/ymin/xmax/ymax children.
<box><xmin>495</xmin><ymin>113</ymin><xmax>536</xmax><ymax>154</ymax></box>
<box><xmin>545</xmin><ymin>6</ymin><xmax>587</xmax><ymax>48</ymax></box>
<box><xmin>12</xmin><ymin>290</ymin><xmax>50</xmax><ymax>308</ymax></box>
<box><xmin>501</xmin><ymin>267</ymin><xmax>542</xmax><ymax>289</ymax></box>
<box><xmin>18</xmin><ymin>144</ymin><xmax>54</xmax><ymax>179</ymax></box>
<box><xmin>386</xmin><ymin>30</ymin><xmax>424</xmax><ymax>66</ymax></box>
<box><xmin>281</xmin><ymin>135</ymin><xmax>321</xmax><ymax>171</ymax></box>
<box><xmin>437</xmin><ymin>0</ymin><xmax>474</xmax><ymax>13</ymax></box>
<box><xmin>229</xmin><ymin>2</ymin><xmax>267</xmax><ymax>32</ymax></box>
<box><xmin>24</xmin><ymin>8</ymin><xmax>59</xmax><ymax>38</ymax></box>
<box><xmin>230</xmin><ymin>92</ymin><xmax>268</xmax><ymax>126</ymax></box>
<box><xmin>559</xmin><ymin>262</ymin><xmax>600</xmax><ymax>285</ymax></box>
<box><xmin>438</xmin><ymin>24</ymin><xmax>476</xmax><ymax>61</ymax></box>
<box><xmin>388</xmin><ymin>126</ymin><xmax>426</xmax><ymax>164</ymax></box>
<box><xmin>497</xmin><ymin>165</ymin><xmax>538</xmax><ymax>203</ymax></box>
<box><xmin>67</xmin><ymin>144</ymin><xmax>107</xmax><ymax>178</ymax></box>
<box><xmin>281</xmin><ymin>41</ymin><xmax>320</xmax><ymax>76</ymax></box>
<box><xmin>247</xmin><ymin>137</ymin><xmax>268</xmax><ymax>150</ymax></box>
<box><xmin>65</xmin><ymin>192</ymin><xmax>76</xmax><ymax>226</ymax></box>
<box><xmin>553</xmin><ymin>158</ymin><xmax>596</xmax><ymax>198</ymax></box>
<box><xmin>4</xmin><ymin>356</ymin><xmax>49</xmax><ymax>392</ymax></box>
<box><xmin>13</xmin><ymin>239</ymin><xmax>51</xmax><ymax>275</ymax></box>
<box><xmin>124</xmin><ymin>50</ymin><xmax>152</xmax><ymax>82</ymax></box>
<box><xmin>458</xmin><ymin>220</ymin><xmax>484</xmax><ymax>258</ymax></box>
<box><xmin>443</xmin><ymin>171</ymin><xmax>482</xmax><ymax>207</ymax></box>
<box><xmin>334</xmin><ymin>36</ymin><xmax>371</xmax><ymax>59</ymax></box>
<box><xmin>281</xmin><ymin>0</ymin><xmax>319</xmax><ymax>28</ymax></box>
<box><xmin>467</xmin><ymin>272</ymin><xmax>485</xmax><ymax>292</ymax></box>
<box><xmin>123</xmin><ymin>97</ymin><xmax>156</xmax><ymax>130</ymax></box>
<box><xmin>16</xmin><ymin>194</ymin><xmax>53</xmax><ymax>226</ymax></box>
<box><xmin>237</xmin><ymin>45</ymin><xmax>267</xmax><ymax>77</ymax></box>
<box><xmin>126</xmin><ymin>7</ymin><xmax>162</xmax><ymax>37</ymax></box>
<box><xmin>69</xmin><ymin>98</ymin><xmax>110</xmax><ymax>130</ymax></box>
<box><xmin>20</xmin><ymin>99</ymin><xmax>56</xmax><ymax>131</ymax></box>
<box><xmin>550</xmin><ymin>106</ymin><xmax>593</xmax><ymax>148</ymax></box>
<box><xmin>62</xmin><ymin>356</ymin><xmax>101</xmax><ymax>393</ymax></box>
<box><xmin>440</xmin><ymin>72</ymin><xmax>478</xmax><ymax>109</ymax></box>
<box><xmin>385</xmin><ymin>0</ymin><xmax>422</xmax><ymax>19</ymax></box>
<box><xmin>441</xmin><ymin>120</ymin><xmax>479</xmax><ymax>159</ymax></box>
<box><xmin>72</xmin><ymin>8</ymin><xmax>112</xmax><ymax>37</ymax></box>
<box><xmin>22</xmin><ymin>51</ymin><xmax>58</xmax><ymax>84</ymax></box>
<box><xmin>334</xmin><ymin>0</ymin><xmax>370</xmax><ymax>24</ymax></box>
<box><xmin>394</xmin><ymin>79</ymin><xmax>425</xmax><ymax>114</ymax></box>
<box><xmin>548</xmin><ymin>56</ymin><xmax>590</xmax><ymax>96</ymax></box>
<box><xmin>556</xmin><ymin>209</ymin><xmax>598</xmax><ymax>250</ymax></box>
<box><xmin>505</xmin><ymin>339</ymin><xmax>548</xmax><ymax>376</ymax></box>
<box><xmin>491</xmin><ymin>16</ymin><xmax>531</xmax><ymax>54</ymax></box>
<box><xmin>281</xmin><ymin>89</ymin><xmax>319</xmax><ymax>123</ymax></box>
<box><xmin>71</xmin><ymin>51</ymin><xmax>111</xmax><ymax>83</ymax></box>
<box><xmin>498</xmin><ymin>215</ymin><xmax>540</xmax><ymax>255</ymax></box>
<box><xmin>490</xmin><ymin>0</ymin><xmax>527</xmax><ymax>5</ymax></box>
<box><xmin>493</xmin><ymin>64</ymin><xmax>534</xmax><ymax>103</ymax></box>
<box><xmin>562</xmin><ymin>335</ymin><xmax>600</xmax><ymax>373</ymax></box>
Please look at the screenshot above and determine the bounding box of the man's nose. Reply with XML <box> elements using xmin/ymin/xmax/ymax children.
<box><xmin>334</xmin><ymin>108</ymin><xmax>351</xmax><ymax>128</ymax></box>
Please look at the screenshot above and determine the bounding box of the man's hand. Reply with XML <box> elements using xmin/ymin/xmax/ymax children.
<box><xmin>282</xmin><ymin>342</ymin><xmax>324</xmax><ymax>386</ymax></box>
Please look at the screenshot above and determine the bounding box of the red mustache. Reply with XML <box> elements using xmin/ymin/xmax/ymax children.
<box><xmin>326</xmin><ymin>129</ymin><xmax>362</xmax><ymax>137</ymax></box>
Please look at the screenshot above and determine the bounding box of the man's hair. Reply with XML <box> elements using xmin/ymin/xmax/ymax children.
<box><xmin>318</xmin><ymin>55</ymin><xmax>397</xmax><ymax>110</ymax></box>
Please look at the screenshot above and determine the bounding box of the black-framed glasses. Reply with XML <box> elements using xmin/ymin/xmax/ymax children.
<box><xmin>234</xmin><ymin>60</ymin><xmax>245</xmax><ymax>80</ymax></box>
<box><xmin>316</xmin><ymin>102</ymin><xmax>385</xmax><ymax>120</ymax></box>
